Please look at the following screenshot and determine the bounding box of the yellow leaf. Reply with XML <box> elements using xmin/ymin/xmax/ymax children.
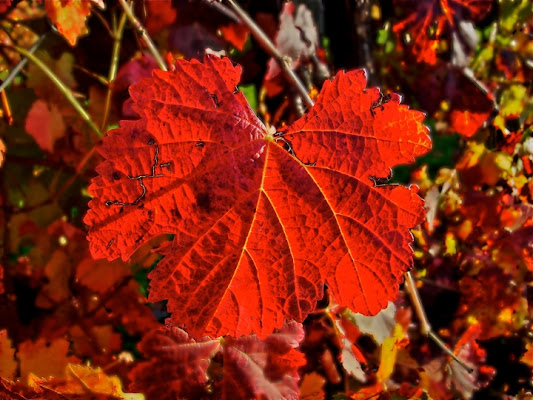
<box><xmin>29</xmin><ymin>364</ymin><xmax>144</xmax><ymax>400</ymax></box>
<box><xmin>376</xmin><ymin>323</ymin><xmax>409</xmax><ymax>383</ymax></box>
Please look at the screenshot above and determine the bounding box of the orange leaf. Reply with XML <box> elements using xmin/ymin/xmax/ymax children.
<box><xmin>19</xmin><ymin>337</ymin><xmax>79</xmax><ymax>381</ymax></box>
<box><xmin>28</xmin><ymin>364</ymin><xmax>143</xmax><ymax>399</ymax></box>
<box><xmin>44</xmin><ymin>0</ymin><xmax>97</xmax><ymax>46</ymax></box>
<box><xmin>299</xmin><ymin>372</ymin><xmax>326</xmax><ymax>400</ymax></box>
<box><xmin>0</xmin><ymin>330</ymin><xmax>17</xmax><ymax>380</ymax></box>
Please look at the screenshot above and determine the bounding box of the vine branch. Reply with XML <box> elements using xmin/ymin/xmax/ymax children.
<box><xmin>404</xmin><ymin>271</ymin><xmax>474</xmax><ymax>373</ymax></box>
<box><xmin>118</xmin><ymin>0</ymin><xmax>167</xmax><ymax>71</ymax></box>
<box><xmin>222</xmin><ymin>0</ymin><xmax>314</xmax><ymax>109</ymax></box>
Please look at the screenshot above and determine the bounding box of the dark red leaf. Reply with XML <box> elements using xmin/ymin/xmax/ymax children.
<box><xmin>128</xmin><ymin>322</ymin><xmax>305</xmax><ymax>400</ymax></box>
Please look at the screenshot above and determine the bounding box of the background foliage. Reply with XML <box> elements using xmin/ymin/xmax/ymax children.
<box><xmin>0</xmin><ymin>0</ymin><xmax>531</xmax><ymax>399</ymax></box>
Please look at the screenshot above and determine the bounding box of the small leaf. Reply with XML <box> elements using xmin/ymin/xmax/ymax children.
<box><xmin>376</xmin><ymin>323</ymin><xmax>409</xmax><ymax>384</ymax></box>
<box><xmin>0</xmin><ymin>330</ymin><xmax>17</xmax><ymax>380</ymax></box>
<box><xmin>24</xmin><ymin>100</ymin><xmax>66</xmax><ymax>152</ymax></box>
<box><xmin>447</xmin><ymin>324</ymin><xmax>496</xmax><ymax>398</ymax></box>
<box><xmin>299</xmin><ymin>372</ymin><xmax>326</xmax><ymax>400</ymax></box>
<box><xmin>28</xmin><ymin>364</ymin><xmax>143</xmax><ymax>400</ymax></box>
<box><xmin>129</xmin><ymin>322</ymin><xmax>305</xmax><ymax>400</ymax></box>
<box><xmin>220</xmin><ymin>23</ymin><xmax>250</xmax><ymax>51</ymax></box>
<box><xmin>145</xmin><ymin>0</ymin><xmax>177</xmax><ymax>35</ymax></box>
<box><xmin>19</xmin><ymin>337</ymin><xmax>79</xmax><ymax>381</ymax></box>
<box><xmin>44</xmin><ymin>0</ymin><xmax>97</xmax><ymax>46</ymax></box>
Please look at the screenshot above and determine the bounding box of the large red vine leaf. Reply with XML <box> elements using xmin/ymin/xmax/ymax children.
<box><xmin>85</xmin><ymin>55</ymin><xmax>431</xmax><ymax>338</ymax></box>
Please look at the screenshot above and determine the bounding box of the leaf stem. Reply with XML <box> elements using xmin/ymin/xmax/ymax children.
<box><xmin>117</xmin><ymin>0</ymin><xmax>167</xmax><ymax>71</ymax></box>
<box><xmin>10</xmin><ymin>45</ymin><xmax>102</xmax><ymax>138</ymax></box>
<box><xmin>223</xmin><ymin>0</ymin><xmax>314</xmax><ymax>109</ymax></box>
<box><xmin>101</xmin><ymin>11</ymin><xmax>128</xmax><ymax>131</ymax></box>
<box><xmin>404</xmin><ymin>271</ymin><xmax>474</xmax><ymax>374</ymax></box>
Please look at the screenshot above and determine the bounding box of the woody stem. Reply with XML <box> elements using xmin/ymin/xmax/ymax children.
<box><xmin>118</xmin><ymin>0</ymin><xmax>167</xmax><ymax>71</ymax></box>
<box><xmin>404</xmin><ymin>271</ymin><xmax>474</xmax><ymax>373</ymax></box>
<box><xmin>223</xmin><ymin>0</ymin><xmax>314</xmax><ymax>109</ymax></box>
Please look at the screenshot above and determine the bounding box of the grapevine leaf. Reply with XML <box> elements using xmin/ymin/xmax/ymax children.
<box><xmin>145</xmin><ymin>0</ymin><xmax>177</xmax><ymax>35</ymax></box>
<box><xmin>299</xmin><ymin>372</ymin><xmax>326</xmax><ymax>400</ymax></box>
<box><xmin>85</xmin><ymin>55</ymin><xmax>431</xmax><ymax>338</ymax></box>
<box><xmin>17</xmin><ymin>364</ymin><xmax>143</xmax><ymax>400</ymax></box>
<box><xmin>129</xmin><ymin>322</ymin><xmax>304</xmax><ymax>400</ymax></box>
<box><xmin>128</xmin><ymin>327</ymin><xmax>220</xmax><ymax>400</ymax></box>
<box><xmin>19</xmin><ymin>338</ymin><xmax>79</xmax><ymax>381</ymax></box>
<box><xmin>44</xmin><ymin>0</ymin><xmax>103</xmax><ymax>46</ymax></box>
<box><xmin>24</xmin><ymin>100</ymin><xmax>66</xmax><ymax>153</ymax></box>
<box><xmin>220</xmin><ymin>23</ymin><xmax>250</xmax><ymax>51</ymax></box>
<box><xmin>376</xmin><ymin>323</ymin><xmax>409</xmax><ymax>383</ymax></box>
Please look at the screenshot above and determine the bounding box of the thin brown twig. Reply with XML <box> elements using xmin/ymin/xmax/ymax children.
<box><xmin>118</xmin><ymin>0</ymin><xmax>167</xmax><ymax>71</ymax></box>
<box><xmin>73</xmin><ymin>64</ymin><xmax>109</xmax><ymax>86</ymax></box>
<box><xmin>91</xmin><ymin>7</ymin><xmax>113</xmax><ymax>37</ymax></box>
<box><xmin>223</xmin><ymin>0</ymin><xmax>314</xmax><ymax>109</ymax></box>
<box><xmin>404</xmin><ymin>271</ymin><xmax>474</xmax><ymax>373</ymax></box>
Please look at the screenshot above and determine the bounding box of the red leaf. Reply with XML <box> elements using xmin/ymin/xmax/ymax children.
<box><xmin>25</xmin><ymin>100</ymin><xmax>66</xmax><ymax>153</ymax></box>
<box><xmin>128</xmin><ymin>322</ymin><xmax>305</xmax><ymax>400</ymax></box>
<box><xmin>0</xmin><ymin>1</ymin><xmax>12</xmax><ymax>14</ymax></box>
<box><xmin>145</xmin><ymin>0</ymin><xmax>177</xmax><ymax>35</ymax></box>
<box><xmin>447</xmin><ymin>71</ymin><xmax>494</xmax><ymax>137</ymax></box>
<box><xmin>220</xmin><ymin>23</ymin><xmax>250</xmax><ymax>51</ymax></box>
<box><xmin>128</xmin><ymin>327</ymin><xmax>220</xmax><ymax>399</ymax></box>
<box><xmin>85</xmin><ymin>56</ymin><xmax>431</xmax><ymax>338</ymax></box>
